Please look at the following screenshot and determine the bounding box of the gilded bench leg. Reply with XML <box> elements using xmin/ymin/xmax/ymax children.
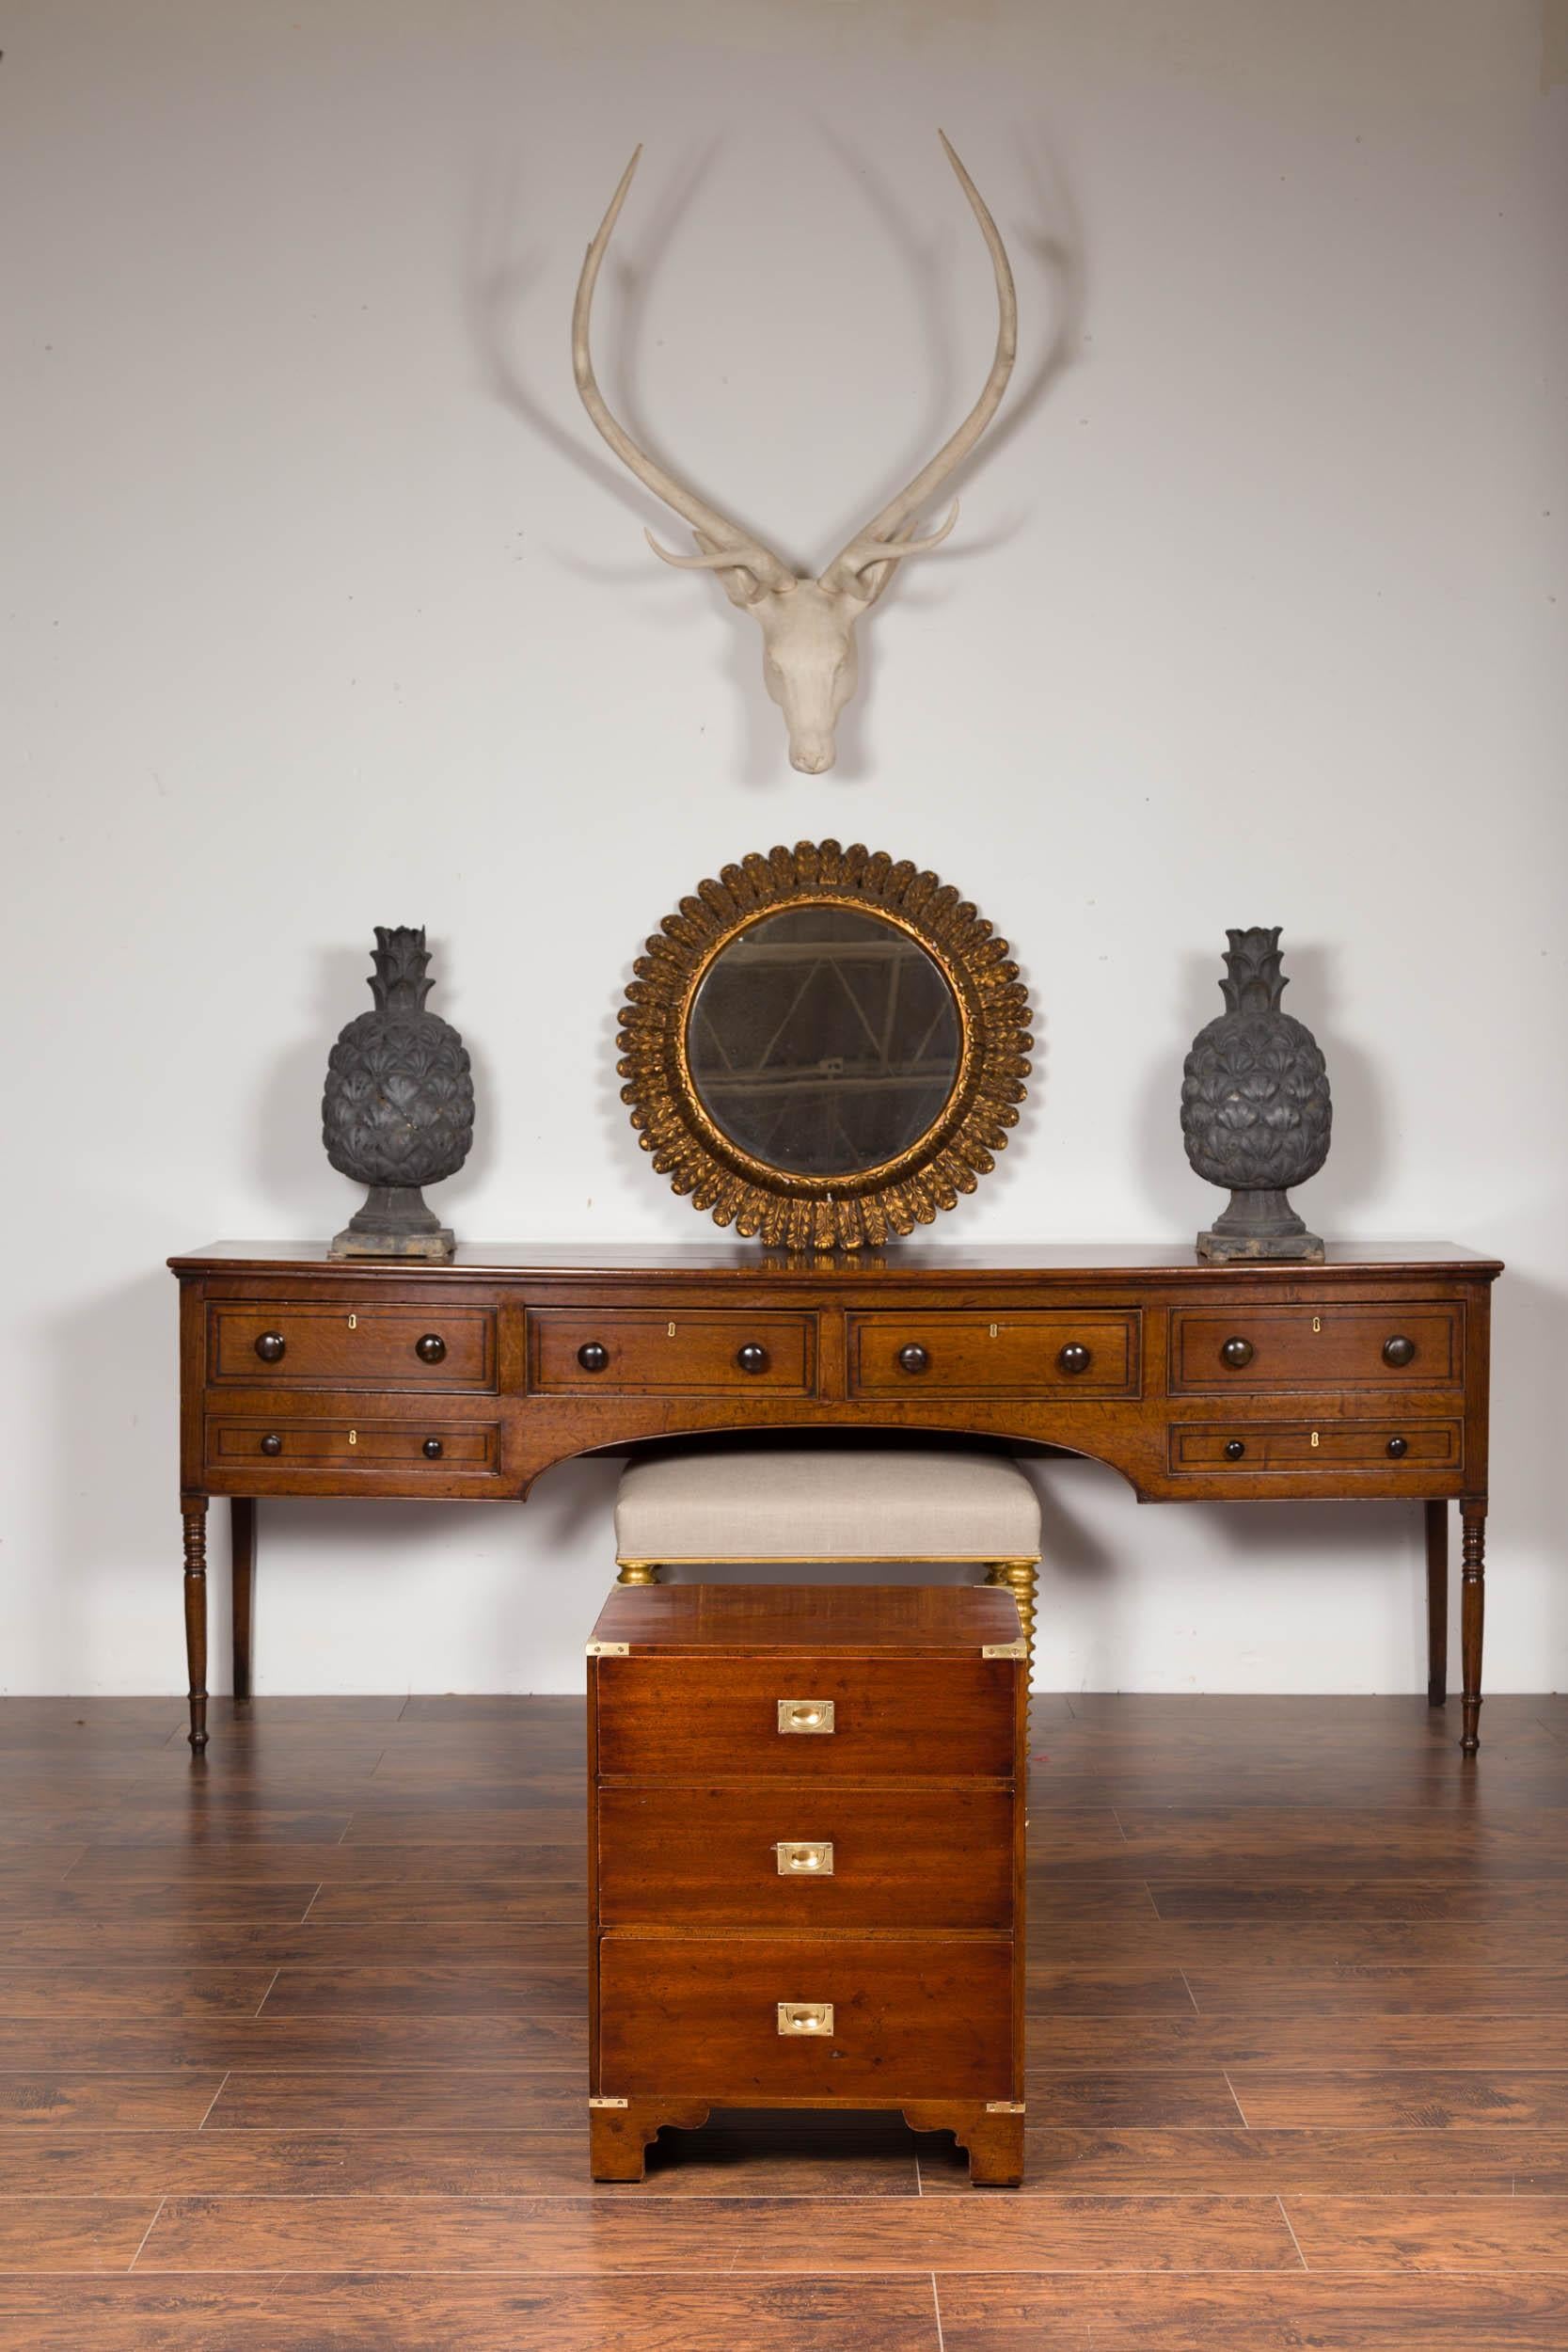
<box><xmin>986</xmin><ymin>1561</ymin><xmax>1038</xmax><ymax>1677</ymax></box>
<box><xmin>615</xmin><ymin>1560</ymin><xmax>660</xmax><ymax>1586</ymax></box>
<box><xmin>588</xmin><ymin>2097</ymin><xmax>708</xmax><ymax>2181</ymax></box>
<box><xmin>182</xmin><ymin>1502</ymin><xmax>209</xmax><ymax>1753</ymax></box>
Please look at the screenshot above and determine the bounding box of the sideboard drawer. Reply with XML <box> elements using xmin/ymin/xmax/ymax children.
<box><xmin>206</xmin><ymin>1415</ymin><xmax>500</xmax><ymax>1475</ymax></box>
<box><xmin>596</xmin><ymin>1931</ymin><xmax>1014</xmax><ymax>2101</ymax></box>
<box><xmin>1168</xmin><ymin>1303</ymin><xmax>1464</xmax><ymax>1395</ymax></box>
<box><xmin>847</xmin><ymin>1310</ymin><xmax>1139</xmax><ymax>1397</ymax></box>
<box><xmin>530</xmin><ymin>1311</ymin><xmax>815</xmax><ymax>1395</ymax></box>
<box><xmin>594</xmin><ymin>1657</ymin><xmax>1015</xmax><ymax>1779</ymax></box>
<box><xmin>209</xmin><ymin>1303</ymin><xmax>497</xmax><ymax>1391</ymax></box>
<box><xmin>1169</xmin><ymin>1420</ymin><xmax>1463</xmax><ymax>1475</ymax></box>
<box><xmin>596</xmin><ymin>1784</ymin><xmax>1014</xmax><ymax>1931</ymax></box>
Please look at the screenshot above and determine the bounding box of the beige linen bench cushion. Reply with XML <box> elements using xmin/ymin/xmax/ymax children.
<box><xmin>614</xmin><ymin>1446</ymin><xmax>1041</xmax><ymax>1565</ymax></box>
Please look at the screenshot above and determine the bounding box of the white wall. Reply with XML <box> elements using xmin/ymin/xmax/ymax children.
<box><xmin>4</xmin><ymin>0</ymin><xmax>1564</xmax><ymax>1698</ymax></box>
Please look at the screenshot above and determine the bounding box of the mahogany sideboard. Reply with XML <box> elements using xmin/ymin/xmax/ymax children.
<box><xmin>169</xmin><ymin>1240</ymin><xmax>1501</xmax><ymax>1754</ymax></box>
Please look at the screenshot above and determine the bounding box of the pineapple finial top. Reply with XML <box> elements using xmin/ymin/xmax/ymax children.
<box><xmin>1219</xmin><ymin>926</ymin><xmax>1286</xmax><ymax>1016</ymax></box>
<box><xmin>369</xmin><ymin>925</ymin><xmax>434</xmax><ymax>1014</ymax></box>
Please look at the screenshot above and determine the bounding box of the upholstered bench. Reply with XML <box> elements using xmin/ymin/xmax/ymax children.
<box><xmin>612</xmin><ymin>1446</ymin><xmax>1042</xmax><ymax>1669</ymax></box>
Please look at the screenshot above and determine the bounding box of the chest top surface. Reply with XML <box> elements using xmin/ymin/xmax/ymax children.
<box><xmin>587</xmin><ymin>1581</ymin><xmax>1023</xmax><ymax>1658</ymax></box>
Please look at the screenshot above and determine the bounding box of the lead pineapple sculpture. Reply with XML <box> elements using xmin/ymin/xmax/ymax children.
<box><xmin>323</xmin><ymin>927</ymin><xmax>475</xmax><ymax>1260</ymax></box>
<box><xmin>1180</xmin><ymin>928</ymin><xmax>1332</xmax><ymax>1262</ymax></box>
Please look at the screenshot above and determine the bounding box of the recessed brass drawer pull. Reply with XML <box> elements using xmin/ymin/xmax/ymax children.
<box><xmin>775</xmin><ymin>1840</ymin><xmax>833</xmax><ymax>1876</ymax></box>
<box><xmin>777</xmin><ymin>1699</ymin><xmax>834</xmax><ymax>1735</ymax></box>
<box><xmin>777</xmin><ymin>2002</ymin><xmax>832</xmax><ymax>2036</ymax></box>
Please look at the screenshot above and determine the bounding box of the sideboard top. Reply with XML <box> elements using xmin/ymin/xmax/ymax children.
<box><xmin>170</xmin><ymin>1238</ymin><xmax>1503</xmax><ymax>1279</ymax></box>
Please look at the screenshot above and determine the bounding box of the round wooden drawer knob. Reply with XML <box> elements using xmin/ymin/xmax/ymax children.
<box><xmin>254</xmin><ymin>1332</ymin><xmax>286</xmax><ymax>1364</ymax></box>
<box><xmin>736</xmin><ymin>1343</ymin><xmax>769</xmax><ymax>1375</ymax></box>
<box><xmin>260</xmin><ymin>1433</ymin><xmax>283</xmax><ymax>1456</ymax></box>
<box><xmin>577</xmin><ymin>1342</ymin><xmax>610</xmax><ymax>1374</ymax></box>
<box><xmin>1386</xmin><ymin>1435</ymin><xmax>1409</xmax><ymax>1458</ymax></box>
<box><xmin>1220</xmin><ymin>1336</ymin><xmax>1255</xmax><ymax>1369</ymax></box>
<box><xmin>415</xmin><ymin>1334</ymin><xmax>447</xmax><ymax>1364</ymax></box>
<box><xmin>422</xmin><ymin>1437</ymin><xmax>444</xmax><ymax>1459</ymax></box>
<box><xmin>1224</xmin><ymin>1438</ymin><xmax>1246</xmax><ymax>1460</ymax></box>
<box><xmin>897</xmin><ymin>1343</ymin><xmax>930</xmax><ymax>1375</ymax></box>
<box><xmin>1057</xmin><ymin>1343</ymin><xmax>1092</xmax><ymax>1375</ymax></box>
<box><xmin>1383</xmin><ymin>1336</ymin><xmax>1416</xmax><ymax>1367</ymax></box>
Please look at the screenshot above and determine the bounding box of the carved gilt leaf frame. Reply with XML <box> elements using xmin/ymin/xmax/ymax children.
<box><xmin>616</xmin><ymin>840</ymin><xmax>1033</xmax><ymax>1249</ymax></box>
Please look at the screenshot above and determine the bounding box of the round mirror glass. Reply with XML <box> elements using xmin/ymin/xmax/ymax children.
<box><xmin>686</xmin><ymin>905</ymin><xmax>963</xmax><ymax>1179</ymax></box>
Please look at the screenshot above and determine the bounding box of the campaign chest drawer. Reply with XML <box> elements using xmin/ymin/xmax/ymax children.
<box><xmin>596</xmin><ymin>1784</ymin><xmax>1015</xmax><ymax>1931</ymax></box>
<box><xmin>597</xmin><ymin>1931</ymin><xmax>1014</xmax><ymax>2102</ymax></box>
<box><xmin>594</xmin><ymin>1655</ymin><xmax>1016</xmax><ymax>1780</ymax></box>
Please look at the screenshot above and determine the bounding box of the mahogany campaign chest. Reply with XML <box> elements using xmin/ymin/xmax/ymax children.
<box><xmin>585</xmin><ymin>1581</ymin><xmax>1029</xmax><ymax>2185</ymax></box>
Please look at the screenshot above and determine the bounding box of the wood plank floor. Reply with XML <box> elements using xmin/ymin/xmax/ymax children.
<box><xmin>0</xmin><ymin>1691</ymin><xmax>1564</xmax><ymax>2349</ymax></box>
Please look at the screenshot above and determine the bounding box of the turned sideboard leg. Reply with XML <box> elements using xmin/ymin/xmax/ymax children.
<box><xmin>986</xmin><ymin>1561</ymin><xmax>1038</xmax><ymax>1679</ymax></box>
<box><xmin>1460</xmin><ymin>1501</ymin><xmax>1486</xmax><ymax>1756</ymax></box>
<box><xmin>230</xmin><ymin>1499</ymin><xmax>257</xmax><ymax>1705</ymax></box>
<box><xmin>182</xmin><ymin>1502</ymin><xmax>209</xmax><ymax>1753</ymax></box>
<box><xmin>615</xmin><ymin>1561</ymin><xmax>660</xmax><ymax>1586</ymax></box>
<box><xmin>1424</xmin><ymin>1500</ymin><xmax>1448</xmax><ymax>1707</ymax></box>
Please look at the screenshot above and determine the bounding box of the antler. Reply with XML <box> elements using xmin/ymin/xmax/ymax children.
<box><xmin>572</xmin><ymin>148</ymin><xmax>795</xmax><ymax>602</ymax></box>
<box><xmin>819</xmin><ymin>132</ymin><xmax>1017</xmax><ymax>600</ymax></box>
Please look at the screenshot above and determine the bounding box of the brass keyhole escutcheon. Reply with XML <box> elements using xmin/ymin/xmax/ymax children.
<box><xmin>348</xmin><ymin>1428</ymin><xmax>357</xmax><ymax>1447</ymax></box>
<box><xmin>348</xmin><ymin>1312</ymin><xmax>357</xmax><ymax>1330</ymax></box>
<box><xmin>1312</xmin><ymin>1315</ymin><xmax>1321</xmax><ymax>1333</ymax></box>
<box><xmin>1310</xmin><ymin>1430</ymin><xmax>1320</xmax><ymax>1449</ymax></box>
<box><xmin>668</xmin><ymin>1322</ymin><xmax>676</xmax><ymax>1338</ymax></box>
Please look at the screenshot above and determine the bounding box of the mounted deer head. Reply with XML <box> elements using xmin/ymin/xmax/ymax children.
<box><xmin>571</xmin><ymin>135</ymin><xmax>1017</xmax><ymax>773</ymax></box>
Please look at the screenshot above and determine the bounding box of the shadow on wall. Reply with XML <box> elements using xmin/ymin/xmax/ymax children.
<box><xmin>44</xmin><ymin>1251</ymin><xmax>177</xmax><ymax>1696</ymax></box>
<box><xmin>465</xmin><ymin>126</ymin><xmax>1085</xmax><ymax>785</ymax></box>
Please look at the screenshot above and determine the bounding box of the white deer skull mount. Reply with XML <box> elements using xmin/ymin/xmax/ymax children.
<box><xmin>572</xmin><ymin>135</ymin><xmax>1018</xmax><ymax>773</ymax></box>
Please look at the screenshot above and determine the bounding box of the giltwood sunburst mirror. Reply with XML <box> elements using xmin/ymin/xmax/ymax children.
<box><xmin>616</xmin><ymin>841</ymin><xmax>1032</xmax><ymax>1249</ymax></box>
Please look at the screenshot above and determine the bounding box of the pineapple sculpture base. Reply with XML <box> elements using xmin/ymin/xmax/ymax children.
<box><xmin>329</xmin><ymin>1184</ymin><xmax>455</xmax><ymax>1263</ymax></box>
<box><xmin>1196</xmin><ymin>1185</ymin><xmax>1323</xmax><ymax>1263</ymax></box>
